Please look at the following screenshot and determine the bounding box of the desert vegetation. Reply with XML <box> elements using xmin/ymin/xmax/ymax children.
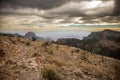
<box><xmin>42</xmin><ymin>68</ymin><xmax>60</xmax><ymax>80</ymax></box>
<box><xmin>0</xmin><ymin>33</ymin><xmax>120</xmax><ymax>80</ymax></box>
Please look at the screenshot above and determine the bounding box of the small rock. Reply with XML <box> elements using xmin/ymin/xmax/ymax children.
<box><xmin>66</xmin><ymin>68</ymin><xmax>70</xmax><ymax>71</ymax></box>
<box><xmin>34</xmin><ymin>68</ymin><xmax>38</xmax><ymax>72</ymax></box>
<box><xmin>29</xmin><ymin>61</ymin><xmax>38</xmax><ymax>67</ymax></box>
<box><xmin>17</xmin><ymin>62</ymin><xmax>22</xmax><ymax>66</ymax></box>
<box><xmin>5</xmin><ymin>60</ymin><xmax>16</xmax><ymax>65</ymax></box>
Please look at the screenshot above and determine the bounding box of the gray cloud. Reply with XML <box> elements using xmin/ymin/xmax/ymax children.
<box><xmin>113</xmin><ymin>0</ymin><xmax>120</xmax><ymax>16</ymax></box>
<box><xmin>0</xmin><ymin>0</ymin><xmax>69</xmax><ymax>9</ymax></box>
<box><xmin>0</xmin><ymin>0</ymin><xmax>116</xmax><ymax>16</ymax></box>
<box><xmin>0</xmin><ymin>0</ymin><xmax>120</xmax><ymax>24</ymax></box>
<box><xmin>47</xmin><ymin>1</ymin><xmax>114</xmax><ymax>17</ymax></box>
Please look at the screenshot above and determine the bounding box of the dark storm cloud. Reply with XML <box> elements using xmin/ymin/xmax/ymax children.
<box><xmin>0</xmin><ymin>0</ymin><xmax>86</xmax><ymax>9</ymax></box>
<box><xmin>0</xmin><ymin>0</ymin><xmax>119</xmax><ymax>16</ymax></box>
<box><xmin>45</xmin><ymin>0</ymin><xmax>115</xmax><ymax>18</ymax></box>
<box><xmin>0</xmin><ymin>0</ymin><xmax>120</xmax><ymax>24</ymax></box>
<box><xmin>0</xmin><ymin>0</ymin><xmax>69</xmax><ymax>9</ymax></box>
<box><xmin>113</xmin><ymin>0</ymin><xmax>120</xmax><ymax>16</ymax></box>
<box><xmin>0</xmin><ymin>0</ymin><xmax>111</xmax><ymax>10</ymax></box>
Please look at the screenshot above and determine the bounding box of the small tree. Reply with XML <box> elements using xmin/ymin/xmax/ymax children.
<box><xmin>32</xmin><ymin>37</ymin><xmax>36</xmax><ymax>41</ymax></box>
<box><xmin>101</xmin><ymin>56</ymin><xmax>104</xmax><ymax>62</ymax></box>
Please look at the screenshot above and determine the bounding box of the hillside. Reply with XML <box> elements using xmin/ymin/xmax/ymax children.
<box><xmin>0</xmin><ymin>33</ymin><xmax>120</xmax><ymax>80</ymax></box>
<box><xmin>55</xmin><ymin>29</ymin><xmax>120</xmax><ymax>59</ymax></box>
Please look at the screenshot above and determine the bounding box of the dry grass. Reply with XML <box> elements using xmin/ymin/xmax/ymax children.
<box><xmin>0</xmin><ymin>34</ymin><xmax>120</xmax><ymax>80</ymax></box>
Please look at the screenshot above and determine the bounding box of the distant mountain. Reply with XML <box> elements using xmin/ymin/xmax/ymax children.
<box><xmin>0</xmin><ymin>32</ymin><xmax>45</xmax><ymax>41</ymax></box>
<box><xmin>0</xmin><ymin>33</ymin><xmax>23</xmax><ymax>38</ymax></box>
<box><xmin>24</xmin><ymin>32</ymin><xmax>44</xmax><ymax>41</ymax></box>
<box><xmin>83</xmin><ymin>29</ymin><xmax>120</xmax><ymax>42</ymax></box>
<box><xmin>55</xmin><ymin>29</ymin><xmax>120</xmax><ymax>59</ymax></box>
<box><xmin>13</xmin><ymin>33</ymin><xmax>23</xmax><ymax>37</ymax></box>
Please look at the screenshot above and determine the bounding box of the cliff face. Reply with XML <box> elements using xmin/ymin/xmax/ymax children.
<box><xmin>55</xmin><ymin>30</ymin><xmax>120</xmax><ymax>59</ymax></box>
<box><xmin>0</xmin><ymin>33</ymin><xmax>120</xmax><ymax>80</ymax></box>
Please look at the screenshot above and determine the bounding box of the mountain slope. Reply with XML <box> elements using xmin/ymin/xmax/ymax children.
<box><xmin>0</xmin><ymin>33</ymin><xmax>120</xmax><ymax>80</ymax></box>
<box><xmin>81</xmin><ymin>29</ymin><xmax>120</xmax><ymax>59</ymax></box>
<box><xmin>55</xmin><ymin>29</ymin><xmax>120</xmax><ymax>59</ymax></box>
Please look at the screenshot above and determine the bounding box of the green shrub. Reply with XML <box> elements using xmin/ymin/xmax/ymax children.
<box><xmin>113</xmin><ymin>64</ymin><xmax>120</xmax><ymax>79</ymax></box>
<box><xmin>26</xmin><ymin>42</ymin><xmax>30</xmax><ymax>46</ymax></box>
<box><xmin>42</xmin><ymin>42</ymin><xmax>49</xmax><ymax>47</ymax></box>
<box><xmin>81</xmin><ymin>55</ymin><xmax>87</xmax><ymax>61</ymax></box>
<box><xmin>56</xmin><ymin>45</ymin><xmax>59</xmax><ymax>50</ymax></box>
<box><xmin>0</xmin><ymin>50</ymin><xmax>5</xmax><ymax>57</ymax></box>
<box><xmin>101</xmin><ymin>56</ymin><xmax>104</xmax><ymax>62</ymax></box>
<box><xmin>0</xmin><ymin>71</ymin><xmax>4</xmax><ymax>80</ymax></box>
<box><xmin>75</xmin><ymin>49</ymin><xmax>80</xmax><ymax>53</ymax></box>
<box><xmin>32</xmin><ymin>37</ymin><xmax>36</xmax><ymax>41</ymax></box>
<box><xmin>9</xmin><ymin>37</ymin><xmax>16</xmax><ymax>44</ymax></box>
<box><xmin>95</xmin><ymin>70</ymin><xmax>108</xmax><ymax>80</ymax></box>
<box><xmin>32</xmin><ymin>52</ymin><xmax>41</xmax><ymax>57</ymax></box>
<box><xmin>74</xmin><ymin>71</ymin><xmax>83</xmax><ymax>78</ymax></box>
<box><xmin>45</xmin><ymin>49</ymin><xmax>54</xmax><ymax>54</ymax></box>
<box><xmin>71</xmin><ymin>49</ymin><xmax>80</xmax><ymax>53</ymax></box>
<box><xmin>42</xmin><ymin>68</ymin><xmax>60</xmax><ymax>80</ymax></box>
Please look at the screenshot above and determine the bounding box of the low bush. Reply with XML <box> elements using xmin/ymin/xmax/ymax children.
<box><xmin>42</xmin><ymin>68</ymin><xmax>60</xmax><ymax>80</ymax></box>
<box><xmin>32</xmin><ymin>52</ymin><xmax>41</xmax><ymax>57</ymax></box>
<box><xmin>0</xmin><ymin>50</ymin><xmax>5</xmax><ymax>57</ymax></box>
<box><xmin>26</xmin><ymin>42</ymin><xmax>31</xmax><ymax>46</ymax></box>
<box><xmin>0</xmin><ymin>71</ymin><xmax>4</xmax><ymax>80</ymax></box>
<box><xmin>42</xmin><ymin>42</ymin><xmax>49</xmax><ymax>47</ymax></box>
<box><xmin>81</xmin><ymin>55</ymin><xmax>87</xmax><ymax>61</ymax></box>
<box><xmin>75</xmin><ymin>49</ymin><xmax>80</xmax><ymax>53</ymax></box>
<box><xmin>32</xmin><ymin>37</ymin><xmax>36</xmax><ymax>41</ymax></box>
<box><xmin>44</xmin><ymin>49</ymin><xmax>54</xmax><ymax>54</ymax></box>
<box><xmin>71</xmin><ymin>49</ymin><xmax>80</xmax><ymax>53</ymax></box>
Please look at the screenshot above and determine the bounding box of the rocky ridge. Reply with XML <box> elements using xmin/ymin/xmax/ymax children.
<box><xmin>55</xmin><ymin>29</ymin><xmax>120</xmax><ymax>59</ymax></box>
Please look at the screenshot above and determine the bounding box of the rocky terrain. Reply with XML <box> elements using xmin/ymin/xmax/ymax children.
<box><xmin>55</xmin><ymin>29</ymin><xmax>120</xmax><ymax>59</ymax></box>
<box><xmin>0</xmin><ymin>33</ymin><xmax>120</xmax><ymax>80</ymax></box>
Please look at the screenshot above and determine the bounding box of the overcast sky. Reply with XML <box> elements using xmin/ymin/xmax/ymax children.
<box><xmin>0</xmin><ymin>0</ymin><xmax>120</xmax><ymax>30</ymax></box>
